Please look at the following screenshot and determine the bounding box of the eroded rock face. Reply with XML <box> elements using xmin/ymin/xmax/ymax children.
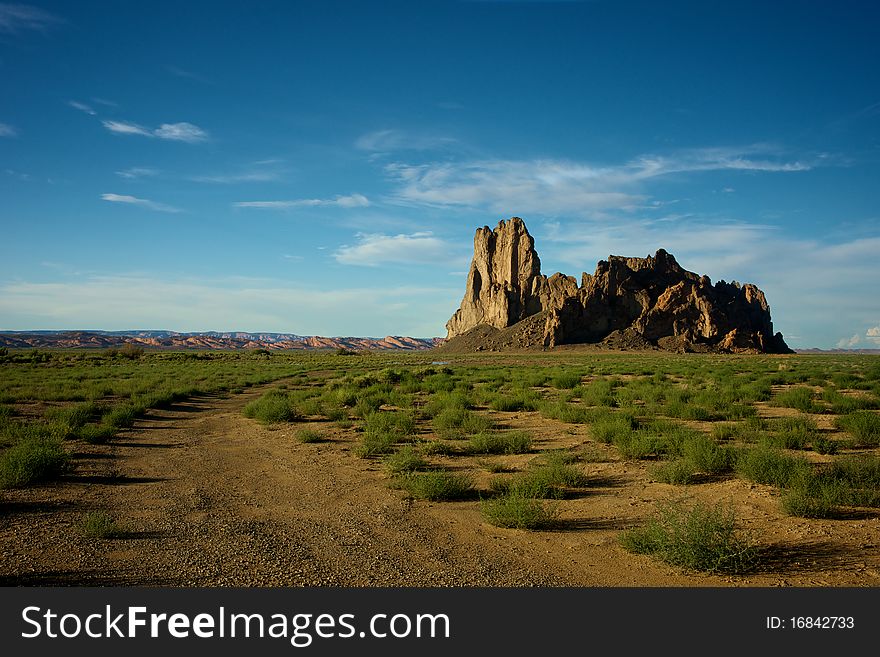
<box><xmin>445</xmin><ymin>217</ymin><xmax>791</xmax><ymax>353</ymax></box>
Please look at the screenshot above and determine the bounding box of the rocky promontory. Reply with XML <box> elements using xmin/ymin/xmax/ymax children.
<box><xmin>443</xmin><ymin>217</ymin><xmax>791</xmax><ymax>353</ymax></box>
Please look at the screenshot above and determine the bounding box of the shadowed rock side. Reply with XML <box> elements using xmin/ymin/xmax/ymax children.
<box><xmin>443</xmin><ymin>217</ymin><xmax>791</xmax><ymax>354</ymax></box>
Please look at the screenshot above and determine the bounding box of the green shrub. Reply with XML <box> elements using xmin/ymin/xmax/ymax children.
<box><xmin>419</xmin><ymin>440</ymin><xmax>456</xmax><ymax>456</ymax></box>
<box><xmin>420</xmin><ymin>391</ymin><xmax>472</xmax><ymax>418</ymax></box>
<box><xmin>364</xmin><ymin>410</ymin><xmax>416</xmax><ymax>439</ymax></box>
<box><xmin>735</xmin><ymin>445</ymin><xmax>811</xmax><ymax>488</ymax></box>
<box><xmin>396</xmin><ymin>471</ymin><xmax>474</xmax><ymax>500</ymax></box>
<box><xmin>0</xmin><ymin>437</ymin><xmax>69</xmax><ymax>488</ymax></box>
<box><xmin>781</xmin><ymin>471</ymin><xmax>844</xmax><ymax>518</ymax></box>
<box><xmin>664</xmin><ymin>400</ymin><xmax>714</xmax><ymax>421</ymax></box>
<box><xmin>829</xmin><ymin>454</ymin><xmax>880</xmax><ymax>506</ymax></box>
<box><xmin>822</xmin><ymin>388</ymin><xmax>879</xmax><ymax>414</ymax></box>
<box><xmin>324</xmin><ymin>406</ymin><xmax>348</xmax><ymax>422</ymax></box>
<box><xmin>771</xmin><ymin>386</ymin><xmax>821</xmax><ymax>413</ymax></box>
<box><xmin>46</xmin><ymin>402</ymin><xmax>100</xmax><ymax>430</ymax></box>
<box><xmin>766</xmin><ymin>416</ymin><xmax>817</xmax><ymax>450</ymax></box>
<box><xmin>651</xmin><ymin>458</ymin><xmax>698</xmax><ymax>484</ymax></box>
<box><xmin>468</xmin><ymin>431</ymin><xmax>532</xmax><ymax>455</ymax></box>
<box><xmin>551</xmin><ymin>372</ymin><xmax>582</xmax><ymax>389</ymax></box>
<box><xmin>103</xmin><ymin>403</ymin><xmax>140</xmax><ymax>429</ymax></box>
<box><xmin>78</xmin><ymin>424</ymin><xmax>117</xmax><ymax>444</ymax></box>
<box><xmin>491</xmin><ymin>457</ymin><xmax>588</xmax><ymax>498</ymax></box>
<box><xmin>682</xmin><ymin>436</ymin><xmax>735</xmax><ymax>474</ymax></box>
<box><xmin>244</xmin><ymin>389</ymin><xmax>299</xmax><ymax>424</ymax></box>
<box><xmin>490</xmin><ymin>473</ymin><xmax>563</xmax><ymax>499</ymax></box>
<box><xmin>835</xmin><ymin>411</ymin><xmax>880</xmax><ymax>447</ymax></box>
<box><xmin>80</xmin><ymin>511</ymin><xmax>123</xmax><ymax>538</ymax></box>
<box><xmin>539</xmin><ymin>401</ymin><xmax>599</xmax><ymax>424</ymax></box>
<box><xmin>590</xmin><ymin>413</ymin><xmax>637</xmax><ymax>444</ymax></box>
<box><xmin>433</xmin><ymin>407</ymin><xmax>492</xmax><ymax>439</ymax></box>
<box><xmin>488</xmin><ymin>392</ymin><xmax>539</xmax><ymax>412</ymax></box>
<box><xmin>354</xmin><ymin>431</ymin><xmax>398</xmax><ymax>458</ymax></box>
<box><xmin>476</xmin><ymin>459</ymin><xmax>511</xmax><ymax>473</ymax></box>
<box><xmin>614</xmin><ymin>430</ymin><xmax>666</xmax><ymax>460</ymax></box>
<box><xmin>383</xmin><ymin>446</ymin><xmax>426</xmax><ymax>474</ymax></box>
<box><xmin>581</xmin><ymin>378</ymin><xmax>618</xmax><ymax>407</ymax></box>
<box><xmin>296</xmin><ymin>429</ymin><xmax>324</xmax><ymax>443</ymax></box>
<box><xmin>812</xmin><ymin>436</ymin><xmax>839</xmax><ymax>455</ymax></box>
<box><xmin>620</xmin><ymin>500</ymin><xmax>757</xmax><ymax>573</ymax></box>
<box><xmin>529</xmin><ymin>454</ymin><xmax>589</xmax><ymax>486</ymax></box>
<box><xmin>353</xmin><ymin>396</ymin><xmax>383</xmax><ymax>419</ymax></box>
<box><xmin>481</xmin><ymin>493</ymin><xmax>558</xmax><ymax>529</ymax></box>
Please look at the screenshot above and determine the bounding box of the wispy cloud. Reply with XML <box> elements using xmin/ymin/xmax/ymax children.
<box><xmin>153</xmin><ymin>122</ymin><xmax>208</xmax><ymax>142</ymax></box>
<box><xmin>234</xmin><ymin>194</ymin><xmax>370</xmax><ymax>209</ymax></box>
<box><xmin>0</xmin><ymin>3</ymin><xmax>62</xmax><ymax>34</ymax></box>
<box><xmin>4</xmin><ymin>167</ymin><xmax>30</xmax><ymax>180</ymax></box>
<box><xmin>355</xmin><ymin>129</ymin><xmax>457</xmax><ymax>153</ymax></box>
<box><xmin>0</xmin><ymin>122</ymin><xmax>17</xmax><ymax>137</ymax></box>
<box><xmin>334</xmin><ymin>231</ymin><xmax>458</xmax><ymax>266</ymax></box>
<box><xmin>191</xmin><ymin>161</ymin><xmax>285</xmax><ymax>184</ymax></box>
<box><xmin>867</xmin><ymin>325</ymin><xmax>880</xmax><ymax>346</ymax></box>
<box><xmin>384</xmin><ymin>145</ymin><xmax>817</xmax><ymax>215</ymax></box>
<box><xmin>115</xmin><ymin>167</ymin><xmax>160</xmax><ymax>179</ymax></box>
<box><xmin>102</xmin><ymin>120</ymin><xmax>152</xmax><ymax>137</ymax></box>
<box><xmin>167</xmin><ymin>65</ymin><xmax>212</xmax><ymax>84</ymax></box>
<box><xmin>68</xmin><ymin>100</ymin><xmax>96</xmax><ymax>115</ymax></box>
<box><xmin>102</xmin><ymin>119</ymin><xmax>208</xmax><ymax>143</ymax></box>
<box><xmin>101</xmin><ymin>193</ymin><xmax>181</xmax><ymax>213</ymax></box>
<box><xmin>385</xmin><ymin>160</ymin><xmax>643</xmax><ymax>214</ymax></box>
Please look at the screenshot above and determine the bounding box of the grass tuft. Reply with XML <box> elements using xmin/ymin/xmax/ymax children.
<box><xmin>0</xmin><ymin>437</ymin><xmax>69</xmax><ymax>488</ymax></box>
<box><xmin>481</xmin><ymin>493</ymin><xmax>558</xmax><ymax>529</ymax></box>
<box><xmin>80</xmin><ymin>511</ymin><xmax>123</xmax><ymax>539</ymax></box>
<box><xmin>620</xmin><ymin>500</ymin><xmax>758</xmax><ymax>573</ymax></box>
<box><xmin>395</xmin><ymin>471</ymin><xmax>474</xmax><ymax>500</ymax></box>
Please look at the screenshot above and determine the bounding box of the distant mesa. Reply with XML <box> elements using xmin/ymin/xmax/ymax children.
<box><xmin>441</xmin><ymin>217</ymin><xmax>792</xmax><ymax>354</ymax></box>
<box><xmin>0</xmin><ymin>331</ymin><xmax>441</xmax><ymax>352</ymax></box>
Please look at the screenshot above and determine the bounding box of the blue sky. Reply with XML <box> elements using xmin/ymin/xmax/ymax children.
<box><xmin>1</xmin><ymin>0</ymin><xmax>878</xmax><ymax>347</ymax></box>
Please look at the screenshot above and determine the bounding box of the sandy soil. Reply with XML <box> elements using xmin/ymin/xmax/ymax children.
<box><xmin>1</xmin><ymin>382</ymin><xmax>878</xmax><ymax>587</ymax></box>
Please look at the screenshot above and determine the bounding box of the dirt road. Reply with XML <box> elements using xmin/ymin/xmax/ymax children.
<box><xmin>2</xmin><ymin>384</ymin><xmax>878</xmax><ymax>586</ymax></box>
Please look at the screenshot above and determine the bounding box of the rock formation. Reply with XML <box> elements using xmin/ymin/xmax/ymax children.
<box><xmin>444</xmin><ymin>217</ymin><xmax>791</xmax><ymax>353</ymax></box>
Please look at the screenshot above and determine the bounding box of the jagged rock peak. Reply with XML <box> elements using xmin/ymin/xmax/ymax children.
<box><xmin>445</xmin><ymin>217</ymin><xmax>548</xmax><ymax>338</ymax></box>
<box><xmin>444</xmin><ymin>217</ymin><xmax>791</xmax><ymax>354</ymax></box>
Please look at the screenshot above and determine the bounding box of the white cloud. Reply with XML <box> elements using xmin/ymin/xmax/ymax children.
<box><xmin>102</xmin><ymin>119</ymin><xmax>208</xmax><ymax>142</ymax></box>
<box><xmin>383</xmin><ymin>146</ymin><xmax>816</xmax><ymax>215</ymax></box>
<box><xmin>837</xmin><ymin>334</ymin><xmax>862</xmax><ymax>348</ymax></box>
<box><xmin>101</xmin><ymin>193</ymin><xmax>181</xmax><ymax>213</ymax></box>
<box><xmin>192</xmin><ymin>169</ymin><xmax>282</xmax><ymax>184</ymax></box>
<box><xmin>0</xmin><ymin>275</ymin><xmax>456</xmax><ymax>337</ymax></box>
<box><xmin>234</xmin><ymin>194</ymin><xmax>370</xmax><ymax>209</ymax></box>
<box><xmin>0</xmin><ymin>122</ymin><xmax>17</xmax><ymax>137</ymax></box>
<box><xmin>334</xmin><ymin>232</ymin><xmax>455</xmax><ymax>266</ymax></box>
<box><xmin>386</xmin><ymin>160</ymin><xmax>643</xmax><ymax>214</ymax></box>
<box><xmin>867</xmin><ymin>325</ymin><xmax>880</xmax><ymax>345</ymax></box>
<box><xmin>355</xmin><ymin>129</ymin><xmax>456</xmax><ymax>153</ymax></box>
<box><xmin>153</xmin><ymin>122</ymin><xmax>208</xmax><ymax>143</ymax></box>
<box><xmin>68</xmin><ymin>100</ymin><xmax>96</xmax><ymax>115</ymax></box>
<box><xmin>0</xmin><ymin>3</ymin><xmax>61</xmax><ymax>33</ymax></box>
<box><xmin>115</xmin><ymin>167</ymin><xmax>160</xmax><ymax>179</ymax></box>
<box><xmin>102</xmin><ymin>120</ymin><xmax>152</xmax><ymax>137</ymax></box>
